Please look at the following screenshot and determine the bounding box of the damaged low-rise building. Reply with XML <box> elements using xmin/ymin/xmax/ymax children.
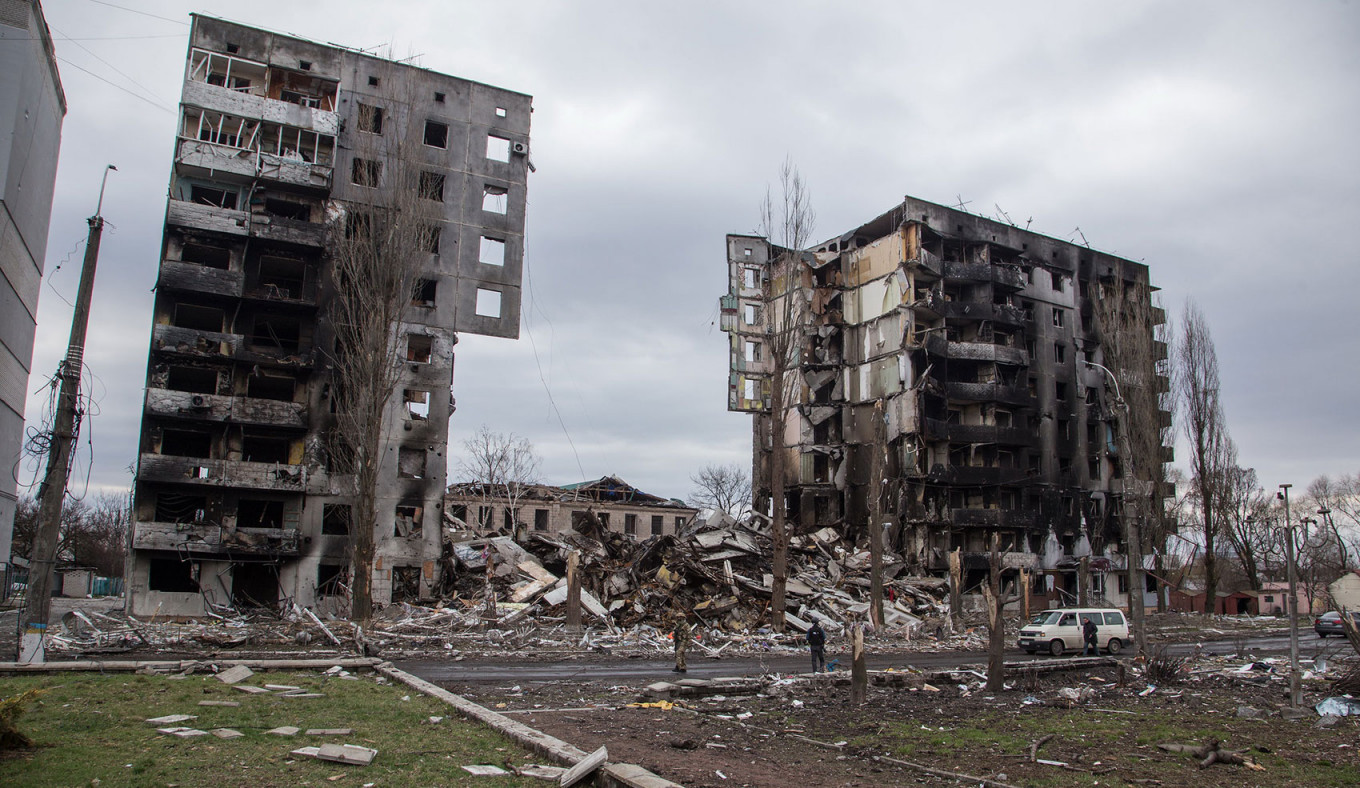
<box><xmin>127</xmin><ymin>16</ymin><xmax>530</xmax><ymax>617</ymax></box>
<box><xmin>445</xmin><ymin>476</ymin><xmax>697</xmax><ymax>542</ymax></box>
<box><xmin>722</xmin><ymin>195</ymin><xmax>1172</xmax><ymax>610</ymax></box>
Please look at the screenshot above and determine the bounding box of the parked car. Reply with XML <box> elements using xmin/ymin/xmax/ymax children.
<box><xmin>1314</xmin><ymin>611</ymin><xmax>1360</xmax><ymax>637</ymax></box>
<box><xmin>1017</xmin><ymin>608</ymin><xmax>1130</xmax><ymax>656</ymax></box>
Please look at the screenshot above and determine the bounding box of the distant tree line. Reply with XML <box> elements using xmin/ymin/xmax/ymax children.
<box><xmin>11</xmin><ymin>492</ymin><xmax>129</xmax><ymax>577</ymax></box>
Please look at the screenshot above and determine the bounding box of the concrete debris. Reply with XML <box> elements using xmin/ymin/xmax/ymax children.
<box><xmin>157</xmin><ymin>726</ymin><xmax>208</xmax><ymax>737</ymax></box>
<box><xmin>315</xmin><ymin>743</ymin><xmax>378</xmax><ymax>766</ymax></box>
<box><xmin>306</xmin><ymin>728</ymin><xmax>353</xmax><ymax>735</ymax></box>
<box><xmin>216</xmin><ymin>665</ymin><xmax>254</xmax><ymax>684</ymax></box>
<box><xmin>211</xmin><ymin>728</ymin><xmax>244</xmax><ymax>739</ymax></box>
<box><xmin>197</xmin><ymin>700</ymin><xmax>241</xmax><ymax>707</ymax></box>
<box><xmin>266</xmin><ymin>726</ymin><xmax>301</xmax><ymax>736</ymax></box>
<box><xmin>560</xmin><ymin>745</ymin><xmax>609</xmax><ymax>788</ymax></box>
<box><xmin>146</xmin><ymin>714</ymin><xmax>197</xmax><ymax>724</ymax></box>
<box><xmin>461</xmin><ymin>764</ymin><xmax>510</xmax><ymax>775</ymax></box>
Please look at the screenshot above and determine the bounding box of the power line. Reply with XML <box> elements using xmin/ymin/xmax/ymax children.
<box><xmin>54</xmin><ymin>56</ymin><xmax>175</xmax><ymax>114</ymax></box>
<box><xmin>521</xmin><ymin>243</ymin><xmax>588</xmax><ymax>483</ymax></box>
<box><xmin>50</xmin><ymin>22</ymin><xmax>172</xmax><ymax>110</ymax></box>
<box><xmin>85</xmin><ymin>0</ymin><xmax>189</xmax><ymax>26</ymax></box>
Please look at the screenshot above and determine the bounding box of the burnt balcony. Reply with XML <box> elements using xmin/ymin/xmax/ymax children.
<box><xmin>924</xmin><ymin>419</ymin><xmax>1037</xmax><ymax>446</ymax></box>
<box><xmin>257</xmin><ymin>152</ymin><xmax>333</xmax><ymax>191</ymax></box>
<box><xmin>949</xmin><ymin>507</ymin><xmax>1040</xmax><ymax>529</ymax></box>
<box><xmin>157</xmin><ymin>260</ymin><xmax>244</xmax><ymax>298</ymax></box>
<box><xmin>910</xmin><ymin>249</ymin><xmax>943</xmax><ymax>279</ymax></box>
<box><xmin>137</xmin><ymin>453</ymin><xmax>308</xmax><ymax>492</ymax></box>
<box><xmin>943</xmin><ymin>261</ymin><xmax>1028</xmax><ymax>291</ymax></box>
<box><xmin>132</xmin><ymin>520</ymin><xmax>300</xmax><ymax>557</ymax></box>
<box><xmin>248</xmin><ymin>213</ymin><xmax>327</xmax><ymax>248</ymax></box>
<box><xmin>946</xmin><ymin>340</ymin><xmax>1028</xmax><ymax>366</ymax></box>
<box><xmin>166</xmin><ymin>200</ymin><xmax>250</xmax><ymax>237</ymax></box>
<box><xmin>931</xmin><ymin>465</ymin><xmax>1030</xmax><ymax>486</ymax></box>
<box><xmin>175</xmin><ymin>138</ymin><xmax>257</xmax><ymax>182</ymax></box>
<box><xmin>937</xmin><ymin>301</ymin><xmax>1027</xmax><ymax>327</ymax></box>
<box><xmin>144</xmin><ymin>388</ymin><xmax>307</xmax><ymax>429</ymax></box>
<box><xmin>944</xmin><ymin>381</ymin><xmax>1033</xmax><ymax>407</ymax></box>
<box><xmin>152</xmin><ymin>324</ymin><xmax>241</xmax><ymax>360</ymax></box>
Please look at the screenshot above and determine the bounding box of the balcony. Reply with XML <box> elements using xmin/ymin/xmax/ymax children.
<box><xmin>166</xmin><ymin>200</ymin><xmax>249</xmax><ymax>236</ymax></box>
<box><xmin>949</xmin><ymin>508</ymin><xmax>1040</xmax><ymax>529</ymax></box>
<box><xmin>937</xmin><ymin>301</ymin><xmax>1027</xmax><ymax>326</ymax></box>
<box><xmin>132</xmin><ymin>520</ymin><xmax>300</xmax><ymax>557</ymax></box>
<box><xmin>946</xmin><ymin>340</ymin><xmax>1028</xmax><ymax>366</ymax></box>
<box><xmin>924</xmin><ymin>419</ymin><xmax>1036</xmax><ymax>446</ymax></box>
<box><xmin>175</xmin><ymin>138</ymin><xmax>258</xmax><ymax>181</ymax></box>
<box><xmin>144</xmin><ymin>388</ymin><xmax>307</xmax><ymax>429</ymax></box>
<box><xmin>943</xmin><ymin>261</ymin><xmax>1028</xmax><ymax>291</ymax></box>
<box><xmin>138</xmin><ymin>453</ymin><xmax>308</xmax><ymax>492</ymax></box>
<box><xmin>152</xmin><ymin>323</ymin><xmax>240</xmax><ymax>360</ymax></box>
<box><xmin>157</xmin><ymin>260</ymin><xmax>243</xmax><ymax>298</ymax></box>
<box><xmin>911</xmin><ymin>249</ymin><xmax>943</xmax><ymax>279</ymax></box>
<box><xmin>249</xmin><ymin>213</ymin><xmax>327</xmax><ymax>247</ymax></box>
<box><xmin>944</xmin><ymin>381</ymin><xmax>1033</xmax><ymax>407</ymax></box>
<box><xmin>257</xmin><ymin>152</ymin><xmax>333</xmax><ymax>191</ymax></box>
<box><xmin>182</xmin><ymin>79</ymin><xmax>339</xmax><ymax>136</ymax></box>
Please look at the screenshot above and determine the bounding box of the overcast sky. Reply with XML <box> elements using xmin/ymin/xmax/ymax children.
<box><xmin>21</xmin><ymin>0</ymin><xmax>1360</xmax><ymax>507</ymax></box>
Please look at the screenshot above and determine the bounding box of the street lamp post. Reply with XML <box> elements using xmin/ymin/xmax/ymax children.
<box><xmin>1278</xmin><ymin>483</ymin><xmax>1301</xmax><ymax>708</ymax></box>
<box><xmin>1083</xmin><ymin>361</ymin><xmax>1147</xmax><ymax>657</ymax></box>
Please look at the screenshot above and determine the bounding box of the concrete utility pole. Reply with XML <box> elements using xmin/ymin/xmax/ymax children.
<box><xmin>1084</xmin><ymin>361</ymin><xmax>1147</xmax><ymax>657</ymax></box>
<box><xmin>19</xmin><ymin>165</ymin><xmax>115</xmax><ymax>663</ymax></box>
<box><xmin>1278</xmin><ymin>483</ymin><xmax>1301</xmax><ymax>708</ymax></box>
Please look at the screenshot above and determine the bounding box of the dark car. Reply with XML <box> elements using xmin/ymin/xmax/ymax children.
<box><xmin>1314</xmin><ymin>611</ymin><xmax>1360</xmax><ymax>637</ymax></box>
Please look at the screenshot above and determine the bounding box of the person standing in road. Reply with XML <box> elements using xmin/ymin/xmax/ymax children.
<box><xmin>1082</xmin><ymin>615</ymin><xmax>1099</xmax><ymax>655</ymax></box>
<box><xmin>672</xmin><ymin>615</ymin><xmax>691</xmax><ymax>673</ymax></box>
<box><xmin>807</xmin><ymin>620</ymin><xmax>827</xmax><ymax>673</ymax></box>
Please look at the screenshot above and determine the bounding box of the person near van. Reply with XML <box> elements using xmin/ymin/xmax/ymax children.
<box><xmin>807</xmin><ymin>620</ymin><xmax>827</xmax><ymax>673</ymax></box>
<box><xmin>1082</xmin><ymin>615</ymin><xmax>1099</xmax><ymax>655</ymax></box>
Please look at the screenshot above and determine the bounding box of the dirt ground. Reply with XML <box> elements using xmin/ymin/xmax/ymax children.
<box><xmin>449</xmin><ymin>658</ymin><xmax>1360</xmax><ymax>788</ymax></box>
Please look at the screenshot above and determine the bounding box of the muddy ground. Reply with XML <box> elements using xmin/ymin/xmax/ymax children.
<box><xmin>448</xmin><ymin>658</ymin><xmax>1360</xmax><ymax>788</ymax></box>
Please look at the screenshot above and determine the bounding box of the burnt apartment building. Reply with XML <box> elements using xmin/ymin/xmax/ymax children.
<box><xmin>127</xmin><ymin>16</ymin><xmax>530</xmax><ymax>617</ymax></box>
<box><xmin>722</xmin><ymin>196</ymin><xmax>1170</xmax><ymax>606</ymax></box>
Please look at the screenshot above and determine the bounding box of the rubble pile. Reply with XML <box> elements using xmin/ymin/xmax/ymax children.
<box><xmin>437</xmin><ymin>509</ymin><xmax>955</xmax><ymax>643</ymax></box>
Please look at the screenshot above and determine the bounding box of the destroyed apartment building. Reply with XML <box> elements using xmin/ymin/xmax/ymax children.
<box><xmin>722</xmin><ymin>196</ymin><xmax>1171</xmax><ymax>609</ymax></box>
<box><xmin>445</xmin><ymin>475</ymin><xmax>697</xmax><ymax>541</ymax></box>
<box><xmin>126</xmin><ymin>15</ymin><xmax>531</xmax><ymax>617</ymax></box>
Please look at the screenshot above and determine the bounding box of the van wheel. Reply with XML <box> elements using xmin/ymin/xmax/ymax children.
<box><xmin>1106</xmin><ymin>638</ymin><xmax>1122</xmax><ymax>655</ymax></box>
<box><xmin>1049</xmin><ymin>639</ymin><xmax>1065</xmax><ymax>657</ymax></box>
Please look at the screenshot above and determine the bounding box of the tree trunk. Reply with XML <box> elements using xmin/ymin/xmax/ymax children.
<box><xmin>948</xmin><ymin>548</ymin><xmax>962</xmax><ymax>630</ymax></box>
<box><xmin>769</xmin><ymin>369</ymin><xmax>788</xmax><ymax>633</ymax></box>
<box><xmin>985</xmin><ymin>534</ymin><xmax>1006</xmax><ymax>692</ymax></box>
<box><xmin>850</xmin><ymin>624</ymin><xmax>867</xmax><ymax>704</ymax></box>
<box><xmin>566</xmin><ymin>550</ymin><xmax>582</xmax><ymax>630</ymax></box>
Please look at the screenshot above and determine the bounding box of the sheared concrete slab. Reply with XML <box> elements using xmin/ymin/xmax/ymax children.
<box><xmin>216</xmin><ymin>665</ymin><xmax>254</xmax><ymax>684</ymax></box>
<box><xmin>157</xmin><ymin>726</ymin><xmax>207</xmax><ymax>737</ymax></box>
<box><xmin>560</xmin><ymin>745</ymin><xmax>608</xmax><ymax>788</ymax></box>
<box><xmin>266</xmin><ymin>726</ymin><xmax>300</xmax><ymax>736</ymax></box>
<box><xmin>316</xmin><ymin>743</ymin><xmax>377</xmax><ymax>765</ymax></box>
<box><xmin>211</xmin><ymin>728</ymin><xmax>244</xmax><ymax>739</ymax></box>
<box><xmin>146</xmin><ymin>714</ymin><xmax>196</xmax><ymax>724</ymax></box>
<box><xmin>305</xmin><ymin>728</ymin><xmax>352</xmax><ymax>735</ymax></box>
<box><xmin>461</xmin><ymin>764</ymin><xmax>509</xmax><ymax>775</ymax></box>
<box><xmin>232</xmin><ymin>685</ymin><xmax>271</xmax><ymax>694</ymax></box>
<box><xmin>198</xmin><ymin>700</ymin><xmax>240</xmax><ymax>707</ymax></box>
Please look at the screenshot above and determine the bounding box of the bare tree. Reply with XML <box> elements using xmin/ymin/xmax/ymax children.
<box><xmin>688</xmin><ymin>463</ymin><xmax>752</xmax><ymax>517</ymax></box>
<box><xmin>1175</xmin><ymin>302</ymin><xmax>1235</xmax><ymax>613</ymax></box>
<box><xmin>1307</xmin><ymin>474</ymin><xmax>1360</xmax><ymax>573</ymax></box>
<box><xmin>1220</xmin><ymin>465</ymin><xmax>1272</xmax><ymax>591</ymax></box>
<box><xmin>324</xmin><ymin>72</ymin><xmax>440</xmax><ymax>624</ymax></box>
<box><xmin>454</xmin><ymin>425</ymin><xmax>542</xmax><ymax>533</ymax></box>
<box><xmin>11</xmin><ymin>491</ymin><xmax>128</xmax><ymax>577</ymax></box>
<box><xmin>755</xmin><ymin>158</ymin><xmax>815</xmax><ymax>633</ymax></box>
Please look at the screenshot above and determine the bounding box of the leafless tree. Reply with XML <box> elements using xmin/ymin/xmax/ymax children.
<box><xmin>454</xmin><ymin>425</ymin><xmax>542</xmax><ymax>533</ymax></box>
<box><xmin>1176</xmin><ymin>301</ymin><xmax>1235</xmax><ymax>613</ymax></box>
<box><xmin>1307</xmin><ymin>474</ymin><xmax>1360</xmax><ymax>573</ymax></box>
<box><xmin>755</xmin><ymin>158</ymin><xmax>816</xmax><ymax>633</ymax></box>
<box><xmin>324</xmin><ymin>71</ymin><xmax>440</xmax><ymax>624</ymax></box>
<box><xmin>688</xmin><ymin>463</ymin><xmax>752</xmax><ymax>517</ymax></box>
<box><xmin>11</xmin><ymin>491</ymin><xmax>128</xmax><ymax>577</ymax></box>
<box><xmin>1220</xmin><ymin>465</ymin><xmax>1272</xmax><ymax>591</ymax></box>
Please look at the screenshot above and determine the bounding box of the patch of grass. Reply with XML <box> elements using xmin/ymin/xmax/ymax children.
<box><xmin>0</xmin><ymin>671</ymin><xmax>545</xmax><ymax>787</ymax></box>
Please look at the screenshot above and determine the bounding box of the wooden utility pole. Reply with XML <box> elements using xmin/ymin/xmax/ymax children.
<box><xmin>565</xmin><ymin>550</ymin><xmax>582</xmax><ymax>630</ymax></box>
<box><xmin>19</xmin><ymin>166</ymin><xmax>114</xmax><ymax>663</ymax></box>
<box><xmin>1020</xmin><ymin>567</ymin><xmax>1030</xmax><ymax>620</ymax></box>
<box><xmin>948</xmin><ymin>548</ymin><xmax>962</xmax><ymax>630</ymax></box>
<box><xmin>850</xmin><ymin>623</ymin><xmax>867</xmax><ymax>704</ymax></box>
<box><xmin>984</xmin><ymin>534</ymin><xmax>1008</xmax><ymax>692</ymax></box>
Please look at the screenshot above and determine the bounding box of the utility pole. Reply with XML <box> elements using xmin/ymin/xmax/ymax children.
<box><xmin>1278</xmin><ymin>483</ymin><xmax>1301</xmax><ymax>708</ymax></box>
<box><xmin>19</xmin><ymin>165</ymin><xmax>116</xmax><ymax>663</ymax></box>
<box><xmin>1084</xmin><ymin>361</ymin><xmax>1147</xmax><ymax>657</ymax></box>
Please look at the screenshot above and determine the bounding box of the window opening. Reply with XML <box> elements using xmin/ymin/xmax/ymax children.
<box><xmin>149</xmin><ymin>558</ymin><xmax>199</xmax><ymax>592</ymax></box>
<box><xmin>356</xmin><ymin>103</ymin><xmax>384</xmax><ymax>134</ymax></box>
<box><xmin>424</xmin><ymin>120</ymin><xmax>449</xmax><ymax>148</ymax></box>
<box><xmin>317</xmin><ymin>563</ymin><xmax>345</xmax><ymax>596</ymax></box>
<box><xmin>482</xmin><ymin>185</ymin><xmax>508</xmax><ymax>214</ymax></box>
<box><xmin>237</xmin><ymin>499</ymin><xmax>284</xmax><ymax>529</ymax></box>
<box><xmin>404</xmin><ymin>389</ymin><xmax>430</xmax><ymax>420</ymax></box>
<box><xmin>421</xmin><ymin>225</ymin><xmax>441</xmax><ymax>254</ymax></box>
<box><xmin>182</xmin><ymin>241</ymin><xmax>231</xmax><ymax>269</ymax></box>
<box><xmin>367</xmin><ymin>75</ymin><xmax>380</xmax><ymax>87</ymax></box>
<box><xmin>651</xmin><ymin>515</ymin><xmax>663</xmax><ymax>536</ymax></box>
<box><xmin>167</xmin><ymin>366</ymin><xmax>217</xmax><ymax>394</ymax></box>
<box><xmin>242</xmin><ymin>433</ymin><xmax>291</xmax><ymax>464</ymax></box>
<box><xmin>190</xmin><ymin>184</ymin><xmax>238</xmax><ymax>210</ymax></box>
<box><xmin>475</xmin><ymin>288</ymin><xmax>502</xmax><ymax>318</ymax></box>
<box><xmin>155</xmin><ymin>492</ymin><xmax>207</xmax><ymax>523</ymax></box>
<box><xmin>263</xmin><ymin>198</ymin><xmax>310</xmax><ymax>221</ymax></box>
<box><xmin>322</xmin><ymin>504</ymin><xmax>351</xmax><ymax>535</ymax></box>
<box><xmin>394</xmin><ymin>503</ymin><xmax>423</xmax><ymax>537</ymax></box>
<box><xmin>406</xmin><ymin>334</ymin><xmax>433</xmax><ymax>363</ymax></box>
<box><xmin>479</xmin><ymin>236</ymin><xmax>506</xmax><ymax>266</ymax></box>
<box><xmin>485</xmin><ymin>135</ymin><xmax>510</xmax><ymax>162</ymax></box>
<box><xmin>418</xmin><ymin>171</ymin><xmax>445</xmax><ymax>201</ymax></box>
<box><xmin>495</xmin><ymin>106</ymin><xmax>506</xmax><ymax>117</ymax></box>
<box><xmin>434</xmin><ymin>91</ymin><xmax>446</xmax><ymax>103</ymax></box>
<box><xmin>249</xmin><ymin>316</ymin><xmax>301</xmax><ymax>352</ymax></box>
<box><xmin>534</xmin><ymin>509</ymin><xmax>549</xmax><ymax>531</ymax></box>
<box><xmin>161</xmin><ymin>429</ymin><xmax>213</xmax><ymax>458</ymax></box>
<box><xmin>412</xmin><ymin>278</ymin><xmax>437</xmax><ymax>307</ymax></box>
<box><xmin>172</xmin><ymin>303</ymin><xmax>223</xmax><ymax>332</ymax></box>
<box><xmin>351</xmin><ymin>158</ymin><xmax>381</xmax><ymax>187</ymax></box>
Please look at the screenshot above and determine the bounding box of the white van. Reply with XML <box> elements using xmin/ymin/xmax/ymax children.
<box><xmin>1017</xmin><ymin>608</ymin><xmax>1130</xmax><ymax>656</ymax></box>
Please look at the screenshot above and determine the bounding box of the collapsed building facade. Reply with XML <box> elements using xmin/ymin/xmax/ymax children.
<box><xmin>445</xmin><ymin>476</ymin><xmax>697</xmax><ymax>542</ymax></box>
<box><xmin>127</xmin><ymin>16</ymin><xmax>530</xmax><ymax>616</ymax></box>
<box><xmin>722</xmin><ymin>196</ymin><xmax>1170</xmax><ymax>607</ymax></box>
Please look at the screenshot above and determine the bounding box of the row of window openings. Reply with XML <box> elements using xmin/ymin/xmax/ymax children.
<box><xmin>352</xmin><ymin>108</ymin><xmax>517</xmax><ymax>161</ymax></box>
<box><xmin>454</xmin><ymin>505</ymin><xmax>681</xmax><ymax>537</ymax></box>
<box><xmin>352</xmin><ymin>160</ymin><xmax>511</xmax><ymax>214</ymax></box>
<box><xmin>157</xmin><ymin>429</ymin><xmax>432</xmax><ymax>478</ymax></box>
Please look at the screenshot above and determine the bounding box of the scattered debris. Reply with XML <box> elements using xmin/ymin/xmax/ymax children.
<box><xmin>266</xmin><ymin>726</ymin><xmax>301</xmax><ymax>736</ymax></box>
<box><xmin>1315</xmin><ymin>696</ymin><xmax>1360</xmax><ymax>717</ymax></box>
<box><xmin>461</xmin><ymin>764</ymin><xmax>509</xmax><ymax>776</ymax></box>
<box><xmin>560</xmin><ymin>745</ymin><xmax>608</xmax><ymax>788</ymax></box>
<box><xmin>293</xmin><ymin>743</ymin><xmax>378</xmax><ymax>766</ymax></box>
<box><xmin>216</xmin><ymin>665</ymin><xmax>254</xmax><ymax>685</ymax></box>
<box><xmin>211</xmin><ymin>728</ymin><xmax>244</xmax><ymax>739</ymax></box>
<box><xmin>145</xmin><ymin>714</ymin><xmax>197</xmax><ymax>725</ymax></box>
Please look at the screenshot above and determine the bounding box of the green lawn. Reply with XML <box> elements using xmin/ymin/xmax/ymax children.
<box><xmin>0</xmin><ymin>670</ymin><xmax>548</xmax><ymax>787</ymax></box>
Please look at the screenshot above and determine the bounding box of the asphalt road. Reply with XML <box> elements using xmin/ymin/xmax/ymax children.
<box><xmin>399</xmin><ymin>632</ymin><xmax>1327</xmax><ymax>685</ymax></box>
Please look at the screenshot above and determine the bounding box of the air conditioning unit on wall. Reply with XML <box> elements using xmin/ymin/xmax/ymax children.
<box><xmin>510</xmin><ymin>141</ymin><xmax>529</xmax><ymax>156</ymax></box>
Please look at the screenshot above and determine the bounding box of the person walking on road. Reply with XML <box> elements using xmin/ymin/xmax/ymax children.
<box><xmin>807</xmin><ymin>620</ymin><xmax>827</xmax><ymax>673</ymax></box>
<box><xmin>1082</xmin><ymin>615</ymin><xmax>1099</xmax><ymax>655</ymax></box>
<box><xmin>672</xmin><ymin>615</ymin><xmax>692</xmax><ymax>673</ymax></box>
